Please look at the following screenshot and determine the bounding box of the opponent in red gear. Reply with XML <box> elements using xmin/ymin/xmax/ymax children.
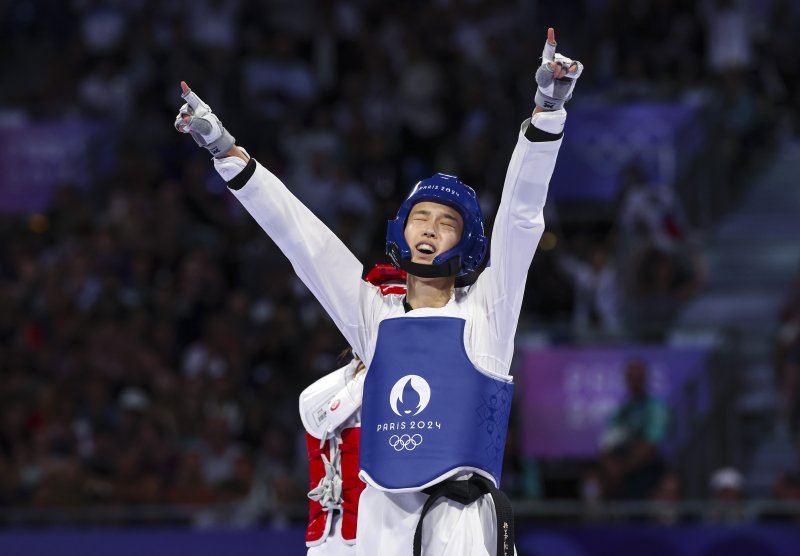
<box><xmin>301</xmin><ymin>264</ymin><xmax>406</xmax><ymax>554</ymax></box>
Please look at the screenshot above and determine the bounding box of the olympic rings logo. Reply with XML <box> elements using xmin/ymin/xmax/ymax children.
<box><xmin>389</xmin><ymin>434</ymin><xmax>423</xmax><ymax>451</ymax></box>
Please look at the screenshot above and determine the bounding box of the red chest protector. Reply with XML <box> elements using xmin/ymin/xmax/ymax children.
<box><xmin>305</xmin><ymin>427</ymin><xmax>365</xmax><ymax>545</ymax></box>
<box><xmin>301</xmin><ymin>264</ymin><xmax>406</xmax><ymax>546</ymax></box>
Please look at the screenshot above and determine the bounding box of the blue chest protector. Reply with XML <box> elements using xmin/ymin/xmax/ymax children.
<box><xmin>360</xmin><ymin>316</ymin><xmax>514</xmax><ymax>491</ymax></box>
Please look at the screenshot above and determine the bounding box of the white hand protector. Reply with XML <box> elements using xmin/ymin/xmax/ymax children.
<box><xmin>174</xmin><ymin>86</ymin><xmax>235</xmax><ymax>157</ymax></box>
<box><xmin>535</xmin><ymin>38</ymin><xmax>583</xmax><ymax>112</ymax></box>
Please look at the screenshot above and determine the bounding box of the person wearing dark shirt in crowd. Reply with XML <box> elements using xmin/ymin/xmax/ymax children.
<box><xmin>599</xmin><ymin>359</ymin><xmax>669</xmax><ymax>499</ymax></box>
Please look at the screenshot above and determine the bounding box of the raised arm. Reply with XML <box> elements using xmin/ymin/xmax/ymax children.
<box><xmin>472</xmin><ymin>28</ymin><xmax>582</xmax><ymax>366</ymax></box>
<box><xmin>174</xmin><ymin>83</ymin><xmax>367</xmax><ymax>355</ymax></box>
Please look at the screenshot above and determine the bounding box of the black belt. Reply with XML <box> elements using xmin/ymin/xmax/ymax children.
<box><xmin>413</xmin><ymin>474</ymin><xmax>515</xmax><ymax>556</ymax></box>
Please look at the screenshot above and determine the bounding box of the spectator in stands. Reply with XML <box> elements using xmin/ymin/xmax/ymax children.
<box><xmin>649</xmin><ymin>470</ymin><xmax>684</xmax><ymax>525</ymax></box>
<box><xmin>558</xmin><ymin>240</ymin><xmax>624</xmax><ymax>340</ymax></box>
<box><xmin>579</xmin><ymin>464</ymin><xmax>606</xmax><ymax>523</ymax></box>
<box><xmin>631</xmin><ymin>246</ymin><xmax>705</xmax><ymax>341</ymax></box>
<box><xmin>599</xmin><ymin>359</ymin><xmax>670</xmax><ymax>499</ymax></box>
<box><xmin>616</xmin><ymin>160</ymin><xmax>691</xmax><ymax>254</ymax></box>
<box><xmin>700</xmin><ymin>0</ymin><xmax>754</xmax><ymax>76</ymax></box>
<box><xmin>167</xmin><ymin>448</ymin><xmax>218</xmax><ymax>506</ymax></box>
<box><xmin>615</xmin><ymin>160</ymin><xmax>707</xmax><ymax>340</ymax></box>
<box><xmin>501</xmin><ymin>418</ymin><xmax>542</xmax><ymax>501</ymax></box>
<box><xmin>706</xmin><ymin>466</ymin><xmax>746</xmax><ymax>523</ymax></box>
<box><xmin>767</xmin><ymin>470</ymin><xmax>800</xmax><ymax>522</ymax></box>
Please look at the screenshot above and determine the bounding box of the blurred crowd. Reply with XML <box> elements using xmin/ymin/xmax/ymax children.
<box><xmin>1</xmin><ymin>0</ymin><xmax>799</xmax><ymax>523</ymax></box>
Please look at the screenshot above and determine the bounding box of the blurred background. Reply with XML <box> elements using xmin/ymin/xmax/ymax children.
<box><xmin>2</xmin><ymin>0</ymin><xmax>800</xmax><ymax>554</ymax></box>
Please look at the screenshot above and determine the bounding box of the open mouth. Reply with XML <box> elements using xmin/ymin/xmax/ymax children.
<box><xmin>416</xmin><ymin>243</ymin><xmax>436</xmax><ymax>256</ymax></box>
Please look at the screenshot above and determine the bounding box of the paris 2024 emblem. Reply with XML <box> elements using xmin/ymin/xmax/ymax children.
<box><xmin>383</xmin><ymin>375</ymin><xmax>441</xmax><ymax>452</ymax></box>
<box><xmin>389</xmin><ymin>375</ymin><xmax>430</xmax><ymax>416</ymax></box>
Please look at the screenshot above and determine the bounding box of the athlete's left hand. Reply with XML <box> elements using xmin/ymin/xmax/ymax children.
<box><xmin>535</xmin><ymin>27</ymin><xmax>583</xmax><ymax>112</ymax></box>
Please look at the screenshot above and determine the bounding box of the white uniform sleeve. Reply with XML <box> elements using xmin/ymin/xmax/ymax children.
<box><xmin>299</xmin><ymin>359</ymin><xmax>363</xmax><ymax>438</ymax></box>
<box><xmin>224</xmin><ymin>159</ymin><xmax>368</xmax><ymax>358</ymax></box>
<box><xmin>468</xmin><ymin>112</ymin><xmax>565</xmax><ymax>374</ymax></box>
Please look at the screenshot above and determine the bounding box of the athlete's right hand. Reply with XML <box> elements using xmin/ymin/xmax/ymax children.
<box><xmin>174</xmin><ymin>81</ymin><xmax>236</xmax><ymax>158</ymax></box>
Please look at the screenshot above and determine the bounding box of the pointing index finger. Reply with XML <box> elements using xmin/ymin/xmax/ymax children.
<box><xmin>180</xmin><ymin>81</ymin><xmax>202</xmax><ymax>110</ymax></box>
<box><xmin>542</xmin><ymin>27</ymin><xmax>556</xmax><ymax>63</ymax></box>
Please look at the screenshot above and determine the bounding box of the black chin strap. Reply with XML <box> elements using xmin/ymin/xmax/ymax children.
<box><xmin>397</xmin><ymin>256</ymin><xmax>461</xmax><ymax>279</ymax></box>
<box><xmin>389</xmin><ymin>243</ymin><xmax>462</xmax><ymax>279</ymax></box>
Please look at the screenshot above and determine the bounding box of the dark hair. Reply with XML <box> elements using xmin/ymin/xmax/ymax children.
<box><xmin>339</xmin><ymin>347</ymin><xmax>366</xmax><ymax>377</ymax></box>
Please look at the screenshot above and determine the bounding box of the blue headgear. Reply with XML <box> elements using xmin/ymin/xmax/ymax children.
<box><xmin>386</xmin><ymin>173</ymin><xmax>488</xmax><ymax>279</ymax></box>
